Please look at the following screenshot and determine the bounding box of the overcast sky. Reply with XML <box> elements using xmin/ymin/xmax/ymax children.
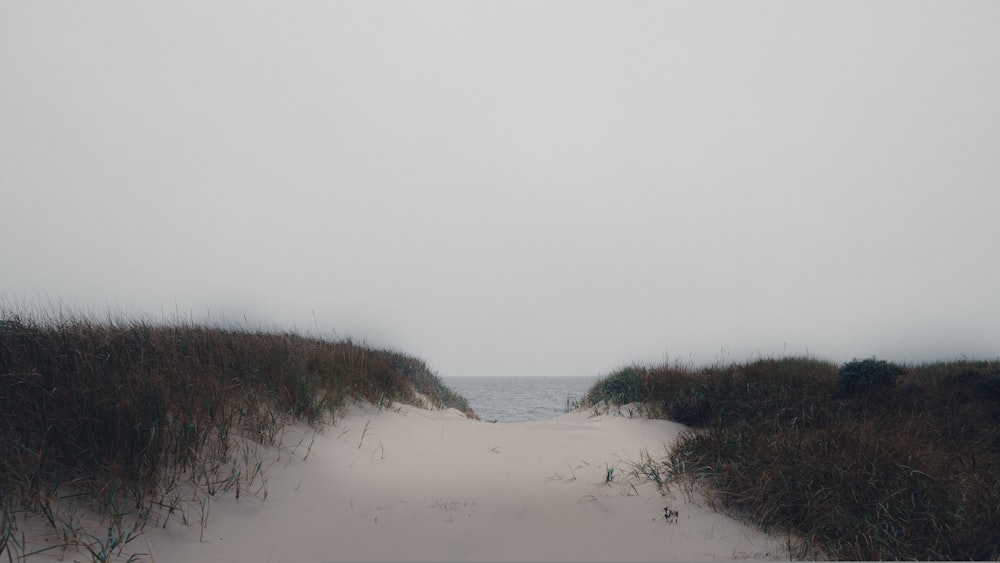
<box><xmin>2</xmin><ymin>2</ymin><xmax>999</xmax><ymax>376</ymax></box>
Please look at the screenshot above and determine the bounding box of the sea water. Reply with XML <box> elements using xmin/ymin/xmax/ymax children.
<box><xmin>442</xmin><ymin>376</ymin><xmax>600</xmax><ymax>423</ymax></box>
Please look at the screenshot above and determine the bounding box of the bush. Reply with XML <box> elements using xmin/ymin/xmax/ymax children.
<box><xmin>839</xmin><ymin>357</ymin><xmax>906</xmax><ymax>394</ymax></box>
<box><xmin>585</xmin><ymin>367</ymin><xmax>647</xmax><ymax>405</ymax></box>
<box><xmin>669</xmin><ymin>384</ymin><xmax>713</xmax><ymax>426</ymax></box>
<box><xmin>976</xmin><ymin>373</ymin><xmax>1000</xmax><ymax>400</ymax></box>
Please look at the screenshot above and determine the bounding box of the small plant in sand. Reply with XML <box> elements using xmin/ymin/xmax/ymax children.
<box><xmin>358</xmin><ymin>420</ymin><xmax>373</xmax><ymax>449</ymax></box>
<box><xmin>628</xmin><ymin>449</ymin><xmax>667</xmax><ymax>494</ymax></box>
<box><xmin>662</xmin><ymin>505</ymin><xmax>679</xmax><ymax>524</ymax></box>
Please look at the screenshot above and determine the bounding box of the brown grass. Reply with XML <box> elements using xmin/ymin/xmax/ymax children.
<box><xmin>585</xmin><ymin>356</ymin><xmax>1000</xmax><ymax>560</ymax></box>
<box><xmin>0</xmin><ymin>307</ymin><xmax>471</xmax><ymax>561</ymax></box>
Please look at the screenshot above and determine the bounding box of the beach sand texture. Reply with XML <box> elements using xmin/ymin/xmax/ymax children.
<box><xmin>124</xmin><ymin>403</ymin><xmax>790</xmax><ymax>562</ymax></box>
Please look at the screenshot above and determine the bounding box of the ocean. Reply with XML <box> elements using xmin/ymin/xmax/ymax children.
<box><xmin>442</xmin><ymin>376</ymin><xmax>600</xmax><ymax>423</ymax></box>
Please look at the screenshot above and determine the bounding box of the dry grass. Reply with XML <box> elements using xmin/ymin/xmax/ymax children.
<box><xmin>0</xmin><ymin>306</ymin><xmax>470</xmax><ymax>561</ymax></box>
<box><xmin>585</xmin><ymin>356</ymin><xmax>1000</xmax><ymax>560</ymax></box>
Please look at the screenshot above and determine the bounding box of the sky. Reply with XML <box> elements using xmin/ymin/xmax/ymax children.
<box><xmin>2</xmin><ymin>2</ymin><xmax>999</xmax><ymax>377</ymax></box>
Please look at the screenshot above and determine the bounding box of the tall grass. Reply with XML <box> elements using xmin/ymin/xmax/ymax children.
<box><xmin>585</xmin><ymin>356</ymin><xmax>1000</xmax><ymax>560</ymax></box>
<box><xmin>0</xmin><ymin>307</ymin><xmax>470</xmax><ymax>561</ymax></box>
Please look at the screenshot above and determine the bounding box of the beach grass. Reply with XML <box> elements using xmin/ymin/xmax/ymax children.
<box><xmin>0</xmin><ymin>306</ymin><xmax>471</xmax><ymax>561</ymax></box>
<box><xmin>584</xmin><ymin>355</ymin><xmax>1000</xmax><ymax>560</ymax></box>
<box><xmin>6</xmin><ymin>299</ymin><xmax>998</xmax><ymax>561</ymax></box>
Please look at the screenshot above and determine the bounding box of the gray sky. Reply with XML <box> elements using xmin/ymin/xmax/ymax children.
<box><xmin>3</xmin><ymin>2</ymin><xmax>999</xmax><ymax>376</ymax></box>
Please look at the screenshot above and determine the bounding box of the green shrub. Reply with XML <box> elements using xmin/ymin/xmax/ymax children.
<box><xmin>585</xmin><ymin>367</ymin><xmax>647</xmax><ymax>405</ymax></box>
<box><xmin>839</xmin><ymin>357</ymin><xmax>906</xmax><ymax>394</ymax></box>
<box><xmin>669</xmin><ymin>384</ymin><xmax>713</xmax><ymax>426</ymax></box>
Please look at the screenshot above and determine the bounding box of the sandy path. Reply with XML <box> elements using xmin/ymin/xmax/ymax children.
<box><xmin>141</xmin><ymin>404</ymin><xmax>789</xmax><ymax>562</ymax></box>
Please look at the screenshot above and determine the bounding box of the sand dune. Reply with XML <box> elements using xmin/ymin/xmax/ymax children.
<box><xmin>129</xmin><ymin>403</ymin><xmax>790</xmax><ymax>562</ymax></box>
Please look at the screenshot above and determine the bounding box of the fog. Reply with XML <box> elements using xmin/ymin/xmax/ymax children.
<box><xmin>2</xmin><ymin>2</ymin><xmax>998</xmax><ymax>376</ymax></box>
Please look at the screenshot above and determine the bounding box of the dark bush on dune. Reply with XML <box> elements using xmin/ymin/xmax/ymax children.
<box><xmin>839</xmin><ymin>356</ymin><xmax>907</xmax><ymax>394</ymax></box>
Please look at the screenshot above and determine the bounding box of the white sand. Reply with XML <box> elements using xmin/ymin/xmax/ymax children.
<box><xmin>18</xmin><ymin>404</ymin><xmax>788</xmax><ymax>561</ymax></box>
<box><xmin>127</xmin><ymin>403</ymin><xmax>789</xmax><ymax>562</ymax></box>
